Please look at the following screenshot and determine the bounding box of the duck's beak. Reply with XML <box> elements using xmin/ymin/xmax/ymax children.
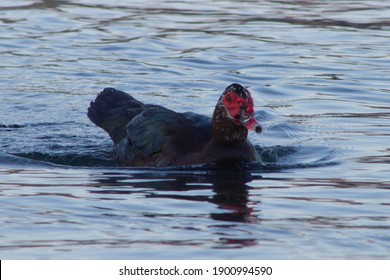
<box><xmin>239</xmin><ymin>112</ymin><xmax>262</xmax><ymax>133</ymax></box>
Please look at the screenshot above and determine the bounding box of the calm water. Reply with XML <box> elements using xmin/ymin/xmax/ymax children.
<box><xmin>1</xmin><ymin>0</ymin><xmax>389</xmax><ymax>259</ymax></box>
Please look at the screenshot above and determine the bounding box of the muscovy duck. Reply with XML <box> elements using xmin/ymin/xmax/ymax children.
<box><xmin>88</xmin><ymin>83</ymin><xmax>262</xmax><ymax>167</ymax></box>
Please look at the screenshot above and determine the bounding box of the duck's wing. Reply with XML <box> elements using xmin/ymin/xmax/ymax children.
<box><xmin>119</xmin><ymin>105</ymin><xmax>210</xmax><ymax>167</ymax></box>
<box><xmin>181</xmin><ymin>112</ymin><xmax>212</xmax><ymax>149</ymax></box>
<box><xmin>88</xmin><ymin>88</ymin><xmax>213</xmax><ymax>167</ymax></box>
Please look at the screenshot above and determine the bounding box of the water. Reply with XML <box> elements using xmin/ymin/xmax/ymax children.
<box><xmin>1</xmin><ymin>0</ymin><xmax>389</xmax><ymax>259</ymax></box>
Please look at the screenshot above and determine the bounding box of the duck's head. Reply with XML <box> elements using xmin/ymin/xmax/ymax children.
<box><xmin>220</xmin><ymin>83</ymin><xmax>262</xmax><ymax>134</ymax></box>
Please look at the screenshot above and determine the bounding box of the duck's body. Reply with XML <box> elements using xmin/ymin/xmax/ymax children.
<box><xmin>88</xmin><ymin>84</ymin><xmax>262</xmax><ymax>167</ymax></box>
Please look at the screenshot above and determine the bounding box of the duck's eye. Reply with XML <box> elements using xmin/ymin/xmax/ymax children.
<box><xmin>226</xmin><ymin>94</ymin><xmax>232</xmax><ymax>103</ymax></box>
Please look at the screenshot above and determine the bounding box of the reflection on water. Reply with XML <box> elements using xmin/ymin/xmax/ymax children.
<box><xmin>92</xmin><ymin>168</ymin><xmax>258</xmax><ymax>223</ymax></box>
<box><xmin>1</xmin><ymin>0</ymin><xmax>390</xmax><ymax>259</ymax></box>
<box><xmin>1</xmin><ymin>164</ymin><xmax>389</xmax><ymax>259</ymax></box>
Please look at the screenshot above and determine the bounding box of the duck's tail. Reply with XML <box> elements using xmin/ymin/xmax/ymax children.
<box><xmin>87</xmin><ymin>88</ymin><xmax>143</xmax><ymax>144</ymax></box>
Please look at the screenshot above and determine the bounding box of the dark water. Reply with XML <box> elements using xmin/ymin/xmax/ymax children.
<box><xmin>1</xmin><ymin>0</ymin><xmax>389</xmax><ymax>259</ymax></box>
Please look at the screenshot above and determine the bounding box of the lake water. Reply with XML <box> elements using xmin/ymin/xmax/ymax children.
<box><xmin>0</xmin><ymin>0</ymin><xmax>389</xmax><ymax>259</ymax></box>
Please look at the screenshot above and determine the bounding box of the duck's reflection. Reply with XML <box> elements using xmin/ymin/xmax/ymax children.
<box><xmin>89</xmin><ymin>167</ymin><xmax>262</xmax><ymax>248</ymax></box>
<box><xmin>209</xmin><ymin>169</ymin><xmax>256</xmax><ymax>223</ymax></box>
<box><xmin>90</xmin><ymin>167</ymin><xmax>262</xmax><ymax>224</ymax></box>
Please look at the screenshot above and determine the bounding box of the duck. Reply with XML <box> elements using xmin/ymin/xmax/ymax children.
<box><xmin>87</xmin><ymin>83</ymin><xmax>262</xmax><ymax>167</ymax></box>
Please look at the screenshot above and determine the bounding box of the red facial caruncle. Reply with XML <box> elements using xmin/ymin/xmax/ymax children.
<box><xmin>222</xmin><ymin>90</ymin><xmax>262</xmax><ymax>133</ymax></box>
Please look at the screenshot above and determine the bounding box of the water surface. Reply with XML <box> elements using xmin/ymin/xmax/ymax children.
<box><xmin>0</xmin><ymin>0</ymin><xmax>389</xmax><ymax>259</ymax></box>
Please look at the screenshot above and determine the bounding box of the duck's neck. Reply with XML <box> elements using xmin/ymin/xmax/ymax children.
<box><xmin>212</xmin><ymin>100</ymin><xmax>248</xmax><ymax>145</ymax></box>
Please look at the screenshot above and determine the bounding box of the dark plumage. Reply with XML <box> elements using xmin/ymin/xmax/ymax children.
<box><xmin>88</xmin><ymin>84</ymin><xmax>262</xmax><ymax>167</ymax></box>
